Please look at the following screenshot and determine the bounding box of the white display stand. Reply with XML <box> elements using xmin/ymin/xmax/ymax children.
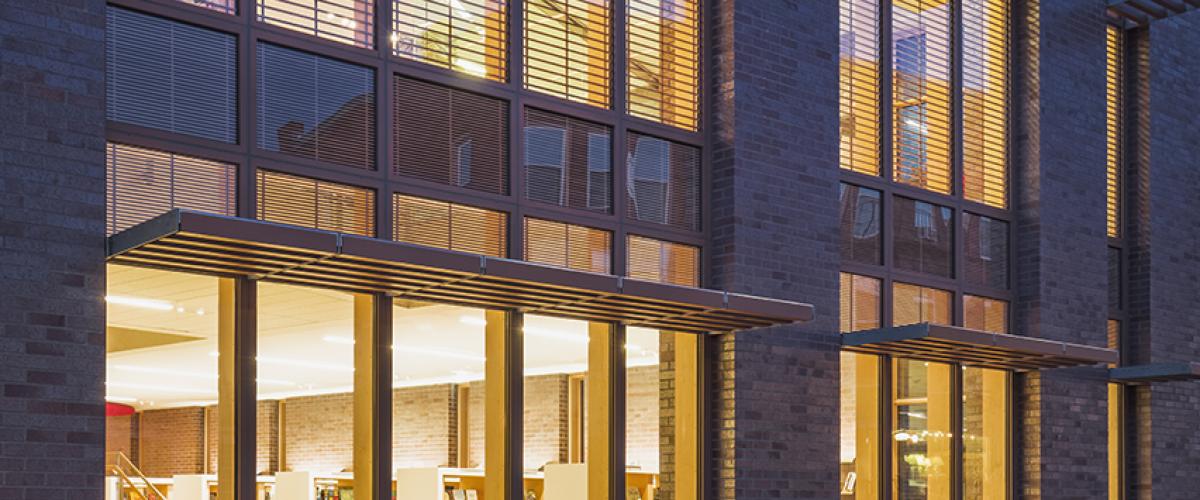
<box><xmin>275</xmin><ymin>471</ymin><xmax>316</xmax><ymax>500</ymax></box>
<box><xmin>171</xmin><ymin>475</ymin><xmax>208</xmax><ymax>500</ymax></box>
<box><xmin>105</xmin><ymin>476</ymin><xmax>120</xmax><ymax>500</ymax></box>
<box><xmin>395</xmin><ymin>468</ymin><xmax>441</xmax><ymax>500</ymax></box>
<box><xmin>542</xmin><ymin>464</ymin><xmax>586</xmax><ymax>500</ymax></box>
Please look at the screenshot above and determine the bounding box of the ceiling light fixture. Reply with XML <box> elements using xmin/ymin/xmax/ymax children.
<box><xmin>105</xmin><ymin>295</ymin><xmax>174</xmax><ymax>311</ymax></box>
<box><xmin>105</xmin><ymin>396</ymin><xmax>138</xmax><ymax>403</ymax></box>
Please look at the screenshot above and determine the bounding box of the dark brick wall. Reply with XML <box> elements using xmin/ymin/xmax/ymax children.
<box><xmin>0</xmin><ymin>1</ymin><xmax>108</xmax><ymax>499</ymax></box>
<box><xmin>1012</xmin><ymin>0</ymin><xmax>1111</xmax><ymax>498</ymax></box>
<box><xmin>708</xmin><ymin>0</ymin><xmax>842</xmax><ymax>498</ymax></box>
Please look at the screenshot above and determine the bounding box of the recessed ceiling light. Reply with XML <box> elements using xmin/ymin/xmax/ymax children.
<box><xmin>105</xmin><ymin>295</ymin><xmax>173</xmax><ymax>311</ymax></box>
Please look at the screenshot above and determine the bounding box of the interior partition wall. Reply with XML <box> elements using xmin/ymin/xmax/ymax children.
<box><xmin>838</xmin><ymin>0</ymin><xmax>1014</xmax><ymax>498</ymax></box>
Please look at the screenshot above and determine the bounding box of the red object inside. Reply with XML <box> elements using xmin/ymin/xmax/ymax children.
<box><xmin>106</xmin><ymin>402</ymin><xmax>136</xmax><ymax>417</ymax></box>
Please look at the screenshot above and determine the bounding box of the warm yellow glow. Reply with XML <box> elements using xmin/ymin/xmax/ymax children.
<box><xmin>964</xmin><ymin>295</ymin><xmax>1007</xmax><ymax>334</ymax></box>
<box><xmin>1109</xmin><ymin>382</ymin><xmax>1124</xmax><ymax>500</ymax></box>
<box><xmin>840</xmin><ymin>0</ymin><xmax>881</xmax><ymax>176</ymax></box>
<box><xmin>256</xmin><ymin>170</ymin><xmax>376</xmax><ymax>237</ymax></box>
<box><xmin>524</xmin><ymin>0</ymin><xmax>611</xmax><ymax>108</ymax></box>
<box><xmin>627</xmin><ymin>0</ymin><xmax>699</xmax><ymax>130</ymax></box>
<box><xmin>1106</xmin><ymin>26</ymin><xmax>1123</xmax><ymax>238</ymax></box>
<box><xmin>892</xmin><ymin>282</ymin><xmax>951</xmax><ymax>327</ymax></box>
<box><xmin>393</xmin><ymin>0</ymin><xmax>507</xmax><ymax>81</ymax></box>
<box><xmin>258</xmin><ymin>0</ymin><xmax>375</xmax><ymax>48</ymax></box>
<box><xmin>962</xmin><ymin>0</ymin><xmax>1009</xmax><ymax>208</ymax></box>
<box><xmin>393</xmin><ymin>194</ymin><xmax>508</xmax><ymax>257</ymax></box>
<box><xmin>963</xmin><ymin>367</ymin><xmax>1009</xmax><ymax>499</ymax></box>
<box><xmin>627</xmin><ymin>234</ymin><xmax>699</xmax><ymax>287</ymax></box>
<box><xmin>840</xmin><ymin>272</ymin><xmax>882</xmax><ymax>333</ymax></box>
<box><xmin>892</xmin><ymin>0</ymin><xmax>952</xmax><ymax>195</ymax></box>
<box><xmin>524</xmin><ymin>218</ymin><xmax>612</xmax><ymax>273</ymax></box>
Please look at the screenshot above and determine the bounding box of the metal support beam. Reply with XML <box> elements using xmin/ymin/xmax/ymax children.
<box><xmin>588</xmin><ymin>321</ymin><xmax>626</xmax><ymax>500</ymax></box>
<box><xmin>485</xmin><ymin>309</ymin><xmax>523</xmax><ymax>500</ymax></box>
<box><xmin>354</xmin><ymin>293</ymin><xmax>393</xmax><ymax>500</ymax></box>
<box><xmin>217</xmin><ymin>277</ymin><xmax>256</xmax><ymax>500</ymax></box>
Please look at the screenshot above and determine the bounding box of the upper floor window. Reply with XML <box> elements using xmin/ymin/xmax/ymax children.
<box><xmin>892</xmin><ymin>1</ymin><xmax>951</xmax><ymax>195</ymax></box>
<box><xmin>106</xmin><ymin>7</ymin><xmax>237</xmax><ymax>144</ymax></box>
<box><xmin>894</xmin><ymin>197</ymin><xmax>953</xmax><ymax>278</ymax></box>
<box><xmin>524</xmin><ymin>217</ymin><xmax>612</xmax><ymax>273</ymax></box>
<box><xmin>962</xmin><ymin>0</ymin><xmax>1009</xmax><ymax>208</ymax></box>
<box><xmin>179</xmin><ymin>0</ymin><xmax>236</xmax><ymax>14</ymax></box>
<box><xmin>257</xmin><ymin>0</ymin><xmax>375</xmax><ymax>49</ymax></box>
<box><xmin>839</xmin><ymin>0</ymin><xmax>881</xmax><ymax>176</ymax></box>
<box><xmin>393</xmin><ymin>194</ymin><xmax>508</xmax><ymax>257</ymax></box>
<box><xmin>256</xmin><ymin>170</ymin><xmax>376</xmax><ymax>236</ymax></box>
<box><xmin>524</xmin><ymin>0</ymin><xmax>611</xmax><ymax>108</ymax></box>
<box><xmin>840</xmin><ymin>184</ymin><xmax>882</xmax><ymax>266</ymax></box>
<box><xmin>1106</xmin><ymin>25</ymin><xmax>1124</xmax><ymax>238</ymax></box>
<box><xmin>524</xmin><ymin>109</ymin><xmax>612</xmax><ymax>212</ymax></box>
<box><xmin>392</xmin><ymin>0</ymin><xmax>508</xmax><ymax>81</ymax></box>
<box><xmin>626</xmin><ymin>133</ymin><xmax>700</xmax><ymax>231</ymax></box>
<box><xmin>106</xmin><ymin>143</ymin><xmax>237</xmax><ymax>235</ymax></box>
<box><xmin>627</xmin><ymin>0</ymin><xmax>700</xmax><ymax>130</ymax></box>
<box><xmin>627</xmin><ymin>235</ymin><xmax>699</xmax><ymax>287</ymax></box>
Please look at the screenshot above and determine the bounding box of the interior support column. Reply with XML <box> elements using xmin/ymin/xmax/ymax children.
<box><xmin>588</xmin><ymin>321</ymin><xmax>626</xmax><ymax>500</ymax></box>
<box><xmin>354</xmin><ymin>293</ymin><xmax>393</xmax><ymax>500</ymax></box>
<box><xmin>674</xmin><ymin>332</ymin><xmax>701</xmax><ymax>500</ymax></box>
<box><xmin>217</xmin><ymin>277</ymin><xmax>256</xmax><ymax>500</ymax></box>
<box><xmin>485</xmin><ymin>309</ymin><xmax>523</xmax><ymax>500</ymax></box>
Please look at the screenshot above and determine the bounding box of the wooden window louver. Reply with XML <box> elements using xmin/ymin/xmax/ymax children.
<box><xmin>962</xmin><ymin>0</ymin><xmax>1010</xmax><ymax>209</ymax></box>
<box><xmin>627</xmin><ymin>234</ymin><xmax>699</xmax><ymax>287</ymax></box>
<box><xmin>839</xmin><ymin>0</ymin><xmax>881</xmax><ymax>176</ymax></box>
<box><xmin>392</xmin><ymin>0</ymin><xmax>508</xmax><ymax>81</ymax></box>
<box><xmin>106</xmin><ymin>143</ymin><xmax>237</xmax><ymax>236</ymax></box>
<box><xmin>524</xmin><ymin>0</ymin><xmax>611</xmax><ymax>108</ymax></box>
<box><xmin>626</xmin><ymin>0</ymin><xmax>700</xmax><ymax>130</ymax></box>
<box><xmin>892</xmin><ymin>0</ymin><xmax>952</xmax><ymax>195</ymax></box>
<box><xmin>524</xmin><ymin>218</ymin><xmax>612</xmax><ymax>273</ymax></box>
<box><xmin>256</xmin><ymin>170</ymin><xmax>376</xmax><ymax>236</ymax></box>
<box><xmin>393</xmin><ymin>194</ymin><xmax>508</xmax><ymax>257</ymax></box>
<box><xmin>1106</xmin><ymin>25</ymin><xmax>1123</xmax><ymax>238</ymax></box>
<box><xmin>625</xmin><ymin>132</ymin><xmax>700</xmax><ymax>231</ymax></box>
<box><xmin>257</xmin><ymin>0</ymin><xmax>375</xmax><ymax>49</ymax></box>
<box><xmin>524</xmin><ymin>109</ymin><xmax>612</xmax><ymax>212</ymax></box>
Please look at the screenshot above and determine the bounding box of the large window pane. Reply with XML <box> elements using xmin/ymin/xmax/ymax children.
<box><xmin>106</xmin><ymin>7</ymin><xmax>237</xmax><ymax>143</ymax></box>
<box><xmin>525</xmin><ymin>109</ymin><xmax>613</xmax><ymax>212</ymax></box>
<box><xmin>626</xmin><ymin>0</ymin><xmax>700</xmax><ymax>130</ymax></box>
<box><xmin>840</xmin><ymin>0</ymin><xmax>881</xmax><ymax>176</ymax></box>
<box><xmin>626</xmin><ymin>329</ymin><xmax>668</xmax><ymax>499</ymax></box>
<box><xmin>106</xmin><ymin>143</ymin><xmax>237</xmax><ymax>235</ymax></box>
<box><xmin>962</xmin><ymin>0</ymin><xmax>1009</xmax><ymax>209</ymax></box>
<box><xmin>1107</xmin><ymin>26</ymin><xmax>1124</xmax><ymax>239</ymax></box>
<box><xmin>524</xmin><ymin>0</ymin><xmax>611</xmax><ymax>107</ymax></box>
<box><xmin>256</xmin><ymin>170</ymin><xmax>377</xmax><ymax>236</ymax></box>
<box><xmin>392</xmin><ymin>0</ymin><xmax>507</xmax><ymax>81</ymax></box>
<box><xmin>523</xmin><ymin>315</ymin><xmax>590</xmax><ymax>498</ymax></box>
<box><xmin>393</xmin><ymin>194</ymin><xmax>508</xmax><ymax>257</ymax></box>
<box><xmin>525</xmin><ymin>218</ymin><xmax>612</xmax><ymax>273</ymax></box>
<box><xmin>257</xmin><ymin>43</ymin><xmax>376</xmax><ymax>170</ymax></box>
<box><xmin>963</xmin><ymin>213</ymin><xmax>1007</xmax><ymax>289</ymax></box>
<box><xmin>893</xmin><ymin>282</ymin><xmax>951</xmax><ymax>327</ymax></box>
<box><xmin>840</xmin><ymin>272</ymin><xmax>881</xmax><ymax>333</ymax></box>
<box><xmin>894</xmin><ymin>197</ymin><xmax>954</xmax><ymax>279</ymax></box>
<box><xmin>962</xmin><ymin>368</ymin><xmax>1009</xmax><ymax>500</ymax></box>
<box><xmin>840</xmin><ymin>184</ymin><xmax>883</xmax><ymax>266</ymax></box>
<box><xmin>257</xmin><ymin>0</ymin><xmax>375</xmax><ymax>48</ymax></box>
<box><xmin>626</xmin><ymin>133</ymin><xmax>701</xmax><ymax>231</ymax></box>
<box><xmin>627</xmin><ymin>235</ymin><xmax>700</xmax><ymax>287</ymax></box>
<box><xmin>892</xmin><ymin>0</ymin><xmax>951</xmax><ymax>195</ymax></box>
<box><xmin>963</xmin><ymin>295</ymin><xmax>1007</xmax><ymax>334</ymax></box>
<box><xmin>840</xmin><ymin>271</ymin><xmax>883</xmax><ymax>499</ymax></box>
<box><xmin>893</xmin><ymin>359</ymin><xmax>953</xmax><ymax>500</ymax></box>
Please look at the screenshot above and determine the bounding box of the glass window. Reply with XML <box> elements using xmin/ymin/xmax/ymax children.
<box><xmin>392</xmin><ymin>0</ymin><xmax>507</xmax><ymax>81</ymax></box>
<box><xmin>963</xmin><ymin>295</ymin><xmax>1007</xmax><ymax>334</ymax></box>
<box><xmin>178</xmin><ymin>0</ymin><xmax>236</xmax><ymax>14</ymax></box>
<box><xmin>892</xmin><ymin>1</ymin><xmax>951</xmax><ymax>195</ymax></box>
<box><xmin>106</xmin><ymin>143</ymin><xmax>237</xmax><ymax>235</ymax></box>
<box><xmin>840</xmin><ymin>273</ymin><xmax>881</xmax><ymax>333</ymax></box>
<box><xmin>1109</xmin><ymin>247</ymin><xmax>1122</xmax><ymax>312</ymax></box>
<box><xmin>894</xmin><ymin>197</ymin><xmax>954</xmax><ymax>279</ymax></box>
<box><xmin>1107</xmin><ymin>26</ymin><xmax>1124</xmax><ymax>239</ymax></box>
<box><xmin>961</xmin><ymin>0</ymin><xmax>1009</xmax><ymax>209</ymax></box>
<box><xmin>524</xmin><ymin>218</ymin><xmax>612</xmax><ymax>273</ymax></box>
<box><xmin>962</xmin><ymin>367</ymin><xmax>1009</xmax><ymax>500</ymax></box>
<box><xmin>963</xmin><ymin>213</ymin><xmax>1007</xmax><ymax>289</ymax></box>
<box><xmin>840</xmin><ymin>352</ymin><xmax>882</xmax><ymax>500</ymax></box>
<box><xmin>257</xmin><ymin>0</ymin><xmax>374</xmax><ymax>48</ymax></box>
<box><xmin>893</xmin><ymin>359</ymin><xmax>953</xmax><ymax>500</ymax></box>
<box><xmin>257</xmin><ymin>43</ymin><xmax>376</xmax><ymax>170</ymax></box>
<box><xmin>393</xmin><ymin>76</ymin><xmax>509</xmax><ymax>194</ymax></box>
<box><xmin>626</xmin><ymin>0</ymin><xmax>700</xmax><ymax>130</ymax></box>
<box><xmin>393</xmin><ymin>194</ymin><xmax>508</xmax><ymax>257</ymax></box>
<box><xmin>839</xmin><ymin>0</ymin><xmax>881</xmax><ymax>176</ymax></box>
<box><xmin>627</xmin><ymin>235</ymin><xmax>700</xmax><ymax>287</ymax></box>
<box><xmin>841</xmin><ymin>184</ymin><xmax>883</xmax><ymax>266</ymax></box>
<box><xmin>625</xmin><ymin>329</ymin><xmax>668</xmax><ymax>498</ymax></box>
<box><xmin>106</xmin><ymin>7</ymin><xmax>237</xmax><ymax>143</ymax></box>
<box><xmin>893</xmin><ymin>282</ymin><xmax>951</xmax><ymax>327</ymax></box>
<box><xmin>522</xmin><ymin>315</ymin><xmax>590</xmax><ymax>495</ymax></box>
<box><xmin>626</xmin><ymin>133</ymin><xmax>701</xmax><ymax>231</ymax></box>
<box><xmin>256</xmin><ymin>170</ymin><xmax>376</xmax><ymax>236</ymax></box>
<box><xmin>524</xmin><ymin>0</ymin><xmax>611</xmax><ymax>108</ymax></box>
<box><xmin>524</xmin><ymin>109</ymin><xmax>613</xmax><ymax>212</ymax></box>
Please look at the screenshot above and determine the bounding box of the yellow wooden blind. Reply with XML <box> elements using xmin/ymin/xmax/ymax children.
<box><xmin>839</xmin><ymin>0</ymin><xmax>880</xmax><ymax>176</ymax></box>
<box><xmin>1106</xmin><ymin>26</ymin><xmax>1123</xmax><ymax>238</ymax></box>
<box><xmin>840</xmin><ymin>272</ymin><xmax>881</xmax><ymax>333</ymax></box>
<box><xmin>393</xmin><ymin>194</ymin><xmax>507</xmax><ymax>257</ymax></box>
<box><xmin>392</xmin><ymin>0</ymin><xmax>507</xmax><ymax>81</ymax></box>
<box><xmin>525</xmin><ymin>0</ymin><xmax>611</xmax><ymax>108</ymax></box>
<box><xmin>106</xmin><ymin>143</ymin><xmax>237</xmax><ymax>236</ymax></box>
<box><xmin>892</xmin><ymin>282</ymin><xmax>951</xmax><ymax>327</ymax></box>
<box><xmin>962</xmin><ymin>0</ymin><xmax>1009</xmax><ymax>208</ymax></box>
<box><xmin>626</xmin><ymin>234</ymin><xmax>698</xmax><ymax>287</ymax></box>
<box><xmin>963</xmin><ymin>294</ymin><xmax>1007</xmax><ymax>334</ymax></box>
<box><xmin>524</xmin><ymin>217</ymin><xmax>612</xmax><ymax>273</ymax></box>
<box><xmin>892</xmin><ymin>0</ymin><xmax>952</xmax><ymax>195</ymax></box>
<box><xmin>257</xmin><ymin>0</ymin><xmax>374</xmax><ymax>49</ymax></box>
<box><xmin>626</xmin><ymin>0</ymin><xmax>699</xmax><ymax>130</ymax></box>
<box><xmin>256</xmin><ymin>170</ymin><xmax>375</xmax><ymax>236</ymax></box>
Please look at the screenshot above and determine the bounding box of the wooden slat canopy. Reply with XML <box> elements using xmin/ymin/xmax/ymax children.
<box><xmin>1109</xmin><ymin>362</ymin><xmax>1200</xmax><ymax>383</ymax></box>
<box><xmin>1107</xmin><ymin>0</ymin><xmax>1199</xmax><ymax>28</ymax></box>
<box><xmin>841</xmin><ymin>323</ymin><xmax>1119</xmax><ymax>371</ymax></box>
<box><xmin>107</xmin><ymin>210</ymin><xmax>813</xmax><ymax>334</ymax></box>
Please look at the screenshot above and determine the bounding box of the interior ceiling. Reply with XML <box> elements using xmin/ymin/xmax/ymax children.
<box><xmin>106</xmin><ymin>264</ymin><xmax>660</xmax><ymax>410</ymax></box>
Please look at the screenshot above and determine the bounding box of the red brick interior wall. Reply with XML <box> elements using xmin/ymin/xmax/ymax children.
<box><xmin>626</xmin><ymin>365</ymin><xmax>660</xmax><ymax>471</ymax></box>
<box><xmin>392</xmin><ymin>384</ymin><xmax>456</xmax><ymax>468</ymax></box>
<box><xmin>138</xmin><ymin>407</ymin><xmax>205</xmax><ymax>476</ymax></box>
<box><xmin>284</xmin><ymin>392</ymin><xmax>354</xmax><ymax>474</ymax></box>
<box><xmin>105</xmin><ymin>414</ymin><xmax>136</xmax><ymax>466</ymax></box>
<box><xmin>205</xmin><ymin>400</ymin><xmax>279</xmax><ymax>474</ymax></box>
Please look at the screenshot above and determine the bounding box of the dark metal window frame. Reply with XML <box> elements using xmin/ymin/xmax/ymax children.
<box><xmin>104</xmin><ymin>0</ymin><xmax>709</xmax><ymax>285</ymax></box>
<box><xmin>838</xmin><ymin>1</ymin><xmax>1017</xmax><ymax>498</ymax></box>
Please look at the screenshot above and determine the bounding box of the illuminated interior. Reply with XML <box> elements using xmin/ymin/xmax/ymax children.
<box><xmin>392</xmin><ymin>0</ymin><xmax>508</xmax><ymax>80</ymax></box>
<box><xmin>258</xmin><ymin>0</ymin><xmax>375</xmax><ymax>49</ymax></box>
<box><xmin>524</xmin><ymin>0</ymin><xmax>611</xmax><ymax>108</ymax></box>
<box><xmin>626</xmin><ymin>0</ymin><xmax>700</xmax><ymax>130</ymax></box>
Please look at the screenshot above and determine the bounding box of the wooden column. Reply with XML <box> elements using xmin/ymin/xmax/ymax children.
<box><xmin>354</xmin><ymin>293</ymin><xmax>392</xmax><ymax>500</ymax></box>
<box><xmin>853</xmin><ymin>353</ymin><xmax>883</xmax><ymax>500</ymax></box>
<box><xmin>673</xmin><ymin>332</ymin><xmax>701</xmax><ymax>500</ymax></box>
<box><xmin>217</xmin><ymin>277</ymin><xmax>255</xmax><ymax>500</ymax></box>
<box><xmin>928</xmin><ymin>363</ymin><xmax>955</xmax><ymax>500</ymax></box>
<box><xmin>588</xmin><ymin>321</ymin><xmax>626</xmax><ymax>500</ymax></box>
<box><xmin>485</xmin><ymin>309</ymin><xmax>523</xmax><ymax>500</ymax></box>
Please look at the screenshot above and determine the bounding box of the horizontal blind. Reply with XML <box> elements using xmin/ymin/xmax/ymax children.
<box><xmin>177</xmin><ymin>0</ymin><xmax>236</xmax><ymax>14</ymax></box>
<box><xmin>839</xmin><ymin>272</ymin><xmax>881</xmax><ymax>333</ymax></box>
<box><xmin>106</xmin><ymin>143</ymin><xmax>237</xmax><ymax>235</ymax></box>
<box><xmin>524</xmin><ymin>108</ymin><xmax>612</xmax><ymax>212</ymax></box>
<box><xmin>1106</xmin><ymin>25</ymin><xmax>1123</xmax><ymax>238</ymax></box>
<box><xmin>892</xmin><ymin>0</ymin><xmax>951</xmax><ymax>195</ymax></box>
<box><xmin>257</xmin><ymin>42</ymin><xmax>376</xmax><ymax>170</ymax></box>
<box><xmin>106</xmin><ymin>7</ymin><xmax>237</xmax><ymax>143</ymax></box>
<box><xmin>627</xmin><ymin>0</ymin><xmax>699</xmax><ymax>130</ymax></box>
<box><xmin>892</xmin><ymin>282</ymin><xmax>951</xmax><ymax>327</ymax></box>
<box><xmin>625</xmin><ymin>132</ymin><xmax>700</xmax><ymax>231</ymax></box>
<box><xmin>893</xmin><ymin>196</ymin><xmax>953</xmax><ymax>278</ymax></box>
<box><xmin>524</xmin><ymin>0</ymin><xmax>611</xmax><ymax>108</ymax></box>
<box><xmin>392</xmin><ymin>0</ymin><xmax>508</xmax><ymax>81</ymax></box>
<box><xmin>257</xmin><ymin>0</ymin><xmax>374</xmax><ymax>49</ymax></box>
<box><xmin>963</xmin><ymin>212</ymin><xmax>1007</xmax><ymax>289</ymax></box>
<box><xmin>256</xmin><ymin>170</ymin><xmax>376</xmax><ymax>236</ymax></box>
<box><xmin>839</xmin><ymin>0</ymin><xmax>880</xmax><ymax>176</ymax></box>
<box><xmin>524</xmin><ymin>217</ymin><xmax>612</xmax><ymax>273</ymax></box>
<box><xmin>962</xmin><ymin>0</ymin><xmax>1009</xmax><ymax>209</ymax></box>
<box><xmin>626</xmin><ymin>234</ymin><xmax>698</xmax><ymax>287</ymax></box>
<box><xmin>839</xmin><ymin>183</ymin><xmax>882</xmax><ymax>266</ymax></box>
<box><xmin>963</xmin><ymin>295</ymin><xmax>1007</xmax><ymax>334</ymax></box>
<box><xmin>393</xmin><ymin>194</ymin><xmax>508</xmax><ymax>257</ymax></box>
<box><xmin>393</xmin><ymin>76</ymin><xmax>509</xmax><ymax>194</ymax></box>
